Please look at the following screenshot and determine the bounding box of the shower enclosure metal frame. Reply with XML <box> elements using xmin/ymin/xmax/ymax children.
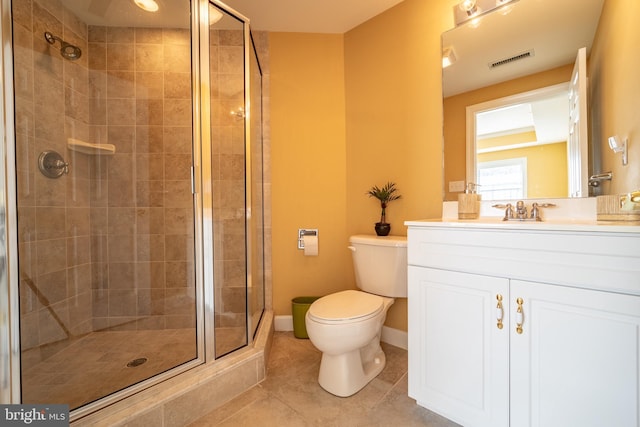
<box><xmin>0</xmin><ymin>0</ymin><xmax>20</xmax><ymax>404</ymax></box>
<box><xmin>0</xmin><ymin>0</ymin><xmax>266</xmax><ymax>415</ymax></box>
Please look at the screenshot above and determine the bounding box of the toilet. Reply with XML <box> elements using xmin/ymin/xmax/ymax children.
<box><xmin>305</xmin><ymin>234</ymin><xmax>407</xmax><ymax>397</ymax></box>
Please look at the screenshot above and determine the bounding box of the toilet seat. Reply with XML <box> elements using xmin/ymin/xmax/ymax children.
<box><xmin>307</xmin><ymin>290</ymin><xmax>383</xmax><ymax>325</ymax></box>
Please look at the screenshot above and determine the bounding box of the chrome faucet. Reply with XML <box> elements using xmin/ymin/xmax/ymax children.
<box><xmin>515</xmin><ymin>201</ymin><xmax>528</xmax><ymax>219</ymax></box>
<box><xmin>530</xmin><ymin>203</ymin><xmax>542</xmax><ymax>220</ymax></box>
<box><xmin>492</xmin><ymin>201</ymin><xmax>556</xmax><ymax>221</ymax></box>
<box><xmin>492</xmin><ymin>203</ymin><xmax>514</xmax><ymax>220</ymax></box>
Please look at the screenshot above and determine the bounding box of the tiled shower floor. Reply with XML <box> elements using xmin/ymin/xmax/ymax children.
<box><xmin>21</xmin><ymin>327</ymin><xmax>244</xmax><ymax>410</ymax></box>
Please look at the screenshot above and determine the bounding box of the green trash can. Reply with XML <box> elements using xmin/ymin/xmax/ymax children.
<box><xmin>292</xmin><ymin>296</ymin><xmax>320</xmax><ymax>338</ymax></box>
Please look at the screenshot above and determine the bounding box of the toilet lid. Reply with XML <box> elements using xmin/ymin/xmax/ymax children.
<box><xmin>307</xmin><ymin>290</ymin><xmax>384</xmax><ymax>324</ymax></box>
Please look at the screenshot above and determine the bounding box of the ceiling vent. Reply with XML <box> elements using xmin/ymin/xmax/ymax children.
<box><xmin>489</xmin><ymin>49</ymin><xmax>535</xmax><ymax>69</ymax></box>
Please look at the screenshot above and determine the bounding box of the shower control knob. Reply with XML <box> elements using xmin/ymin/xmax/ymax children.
<box><xmin>52</xmin><ymin>159</ymin><xmax>69</xmax><ymax>174</ymax></box>
<box><xmin>38</xmin><ymin>150</ymin><xmax>69</xmax><ymax>178</ymax></box>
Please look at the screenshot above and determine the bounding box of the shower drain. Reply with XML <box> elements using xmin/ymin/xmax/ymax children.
<box><xmin>126</xmin><ymin>357</ymin><xmax>148</xmax><ymax>368</ymax></box>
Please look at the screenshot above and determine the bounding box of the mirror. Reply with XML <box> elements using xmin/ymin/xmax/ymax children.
<box><xmin>442</xmin><ymin>0</ymin><xmax>605</xmax><ymax>201</ymax></box>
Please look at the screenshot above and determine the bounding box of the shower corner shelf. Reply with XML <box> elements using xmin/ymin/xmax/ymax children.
<box><xmin>67</xmin><ymin>138</ymin><xmax>116</xmax><ymax>155</ymax></box>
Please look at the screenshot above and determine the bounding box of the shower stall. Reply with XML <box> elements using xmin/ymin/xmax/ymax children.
<box><xmin>0</xmin><ymin>0</ymin><xmax>268</xmax><ymax>419</ymax></box>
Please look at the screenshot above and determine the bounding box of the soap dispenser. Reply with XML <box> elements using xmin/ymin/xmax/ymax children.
<box><xmin>458</xmin><ymin>183</ymin><xmax>481</xmax><ymax>219</ymax></box>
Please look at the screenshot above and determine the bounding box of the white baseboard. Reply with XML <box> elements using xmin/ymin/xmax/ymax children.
<box><xmin>274</xmin><ymin>315</ymin><xmax>294</xmax><ymax>332</ymax></box>
<box><xmin>273</xmin><ymin>315</ymin><xmax>407</xmax><ymax>351</ymax></box>
<box><xmin>381</xmin><ymin>325</ymin><xmax>408</xmax><ymax>350</ymax></box>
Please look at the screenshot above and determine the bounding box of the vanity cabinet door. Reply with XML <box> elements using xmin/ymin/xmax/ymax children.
<box><xmin>510</xmin><ymin>280</ymin><xmax>640</xmax><ymax>427</ymax></box>
<box><xmin>408</xmin><ymin>266</ymin><xmax>510</xmax><ymax>427</ymax></box>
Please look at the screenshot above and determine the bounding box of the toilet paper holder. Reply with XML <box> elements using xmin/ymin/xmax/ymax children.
<box><xmin>298</xmin><ymin>229</ymin><xmax>318</xmax><ymax>249</ymax></box>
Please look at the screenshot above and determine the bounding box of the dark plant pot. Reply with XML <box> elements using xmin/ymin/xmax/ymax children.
<box><xmin>374</xmin><ymin>222</ymin><xmax>391</xmax><ymax>236</ymax></box>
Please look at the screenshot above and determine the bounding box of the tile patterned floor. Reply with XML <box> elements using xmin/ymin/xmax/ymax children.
<box><xmin>189</xmin><ymin>332</ymin><xmax>461</xmax><ymax>427</ymax></box>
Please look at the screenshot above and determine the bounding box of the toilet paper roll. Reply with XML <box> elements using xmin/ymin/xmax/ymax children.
<box><xmin>302</xmin><ymin>235</ymin><xmax>318</xmax><ymax>256</ymax></box>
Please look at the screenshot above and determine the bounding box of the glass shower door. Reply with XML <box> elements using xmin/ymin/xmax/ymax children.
<box><xmin>208</xmin><ymin>3</ymin><xmax>248</xmax><ymax>358</ymax></box>
<box><xmin>13</xmin><ymin>0</ymin><xmax>198</xmax><ymax>410</ymax></box>
<box><xmin>248</xmin><ymin>34</ymin><xmax>265</xmax><ymax>340</ymax></box>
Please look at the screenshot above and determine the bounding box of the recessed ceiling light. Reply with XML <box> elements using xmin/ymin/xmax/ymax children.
<box><xmin>133</xmin><ymin>0</ymin><xmax>159</xmax><ymax>12</ymax></box>
<box><xmin>210</xmin><ymin>7</ymin><xmax>223</xmax><ymax>24</ymax></box>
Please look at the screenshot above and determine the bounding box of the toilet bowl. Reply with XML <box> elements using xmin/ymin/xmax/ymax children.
<box><xmin>306</xmin><ymin>290</ymin><xmax>394</xmax><ymax>397</ymax></box>
<box><xmin>305</xmin><ymin>235</ymin><xmax>407</xmax><ymax>397</ymax></box>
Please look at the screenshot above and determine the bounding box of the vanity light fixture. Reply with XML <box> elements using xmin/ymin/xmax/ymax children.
<box><xmin>442</xmin><ymin>47</ymin><xmax>457</xmax><ymax>68</ymax></box>
<box><xmin>133</xmin><ymin>0</ymin><xmax>159</xmax><ymax>12</ymax></box>
<box><xmin>608</xmin><ymin>135</ymin><xmax>628</xmax><ymax>165</ymax></box>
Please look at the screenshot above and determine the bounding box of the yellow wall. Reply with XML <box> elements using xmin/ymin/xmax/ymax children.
<box><xmin>343</xmin><ymin>0</ymin><xmax>453</xmax><ymax>330</ymax></box>
<box><xmin>269</xmin><ymin>0</ymin><xmax>455</xmax><ymax>331</ymax></box>
<box><xmin>269</xmin><ymin>33</ymin><xmax>352</xmax><ymax>316</ymax></box>
<box><xmin>443</xmin><ymin>64</ymin><xmax>573</xmax><ymax>200</ymax></box>
<box><xmin>589</xmin><ymin>0</ymin><xmax>640</xmax><ymax>194</ymax></box>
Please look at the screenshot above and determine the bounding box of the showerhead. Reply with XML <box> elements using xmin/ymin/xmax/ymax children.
<box><xmin>60</xmin><ymin>42</ymin><xmax>82</xmax><ymax>60</ymax></box>
<box><xmin>44</xmin><ymin>31</ymin><xmax>82</xmax><ymax>61</ymax></box>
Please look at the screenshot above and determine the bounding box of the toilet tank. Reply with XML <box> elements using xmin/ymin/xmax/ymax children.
<box><xmin>349</xmin><ymin>235</ymin><xmax>407</xmax><ymax>298</ymax></box>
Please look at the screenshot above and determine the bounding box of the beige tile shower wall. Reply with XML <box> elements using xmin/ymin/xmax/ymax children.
<box><xmin>14</xmin><ymin>0</ymin><xmax>93</xmax><ymax>355</ymax></box>
<box><xmin>210</xmin><ymin>29</ymin><xmax>248</xmax><ymax>328</ymax></box>
<box><xmin>88</xmin><ymin>25</ymin><xmax>195</xmax><ymax>331</ymax></box>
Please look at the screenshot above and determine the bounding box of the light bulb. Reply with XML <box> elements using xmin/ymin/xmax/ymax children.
<box><xmin>133</xmin><ymin>0</ymin><xmax>159</xmax><ymax>12</ymax></box>
<box><xmin>459</xmin><ymin>0</ymin><xmax>478</xmax><ymax>15</ymax></box>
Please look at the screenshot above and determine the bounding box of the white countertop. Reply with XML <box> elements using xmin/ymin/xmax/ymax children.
<box><xmin>407</xmin><ymin>199</ymin><xmax>640</xmax><ymax>234</ymax></box>
<box><xmin>405</xmin><ymin>218</ymin><xmax>640</xmax><ymax>234</ymax></box>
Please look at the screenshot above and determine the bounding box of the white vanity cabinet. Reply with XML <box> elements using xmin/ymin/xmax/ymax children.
<box><xmin>406</xmin><ymin>221</ymin><xmax>640</xmax><ymax>427</ymax></box>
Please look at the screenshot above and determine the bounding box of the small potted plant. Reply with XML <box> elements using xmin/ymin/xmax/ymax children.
<box><xmin>366</xmin><ymin>181</ymin><xmax>402</xmax><ymax>236</ymax></box>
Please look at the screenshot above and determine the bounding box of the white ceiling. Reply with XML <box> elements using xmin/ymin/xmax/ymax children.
<box><xmin>221</xmin><ymin>0</ymin><xmax>406</xmax><ymax>33</ymax></box>
<box><xmin>65</xmin><ymin>0</ymin><xmax>406</xmax><ymax>33</ymax></box>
